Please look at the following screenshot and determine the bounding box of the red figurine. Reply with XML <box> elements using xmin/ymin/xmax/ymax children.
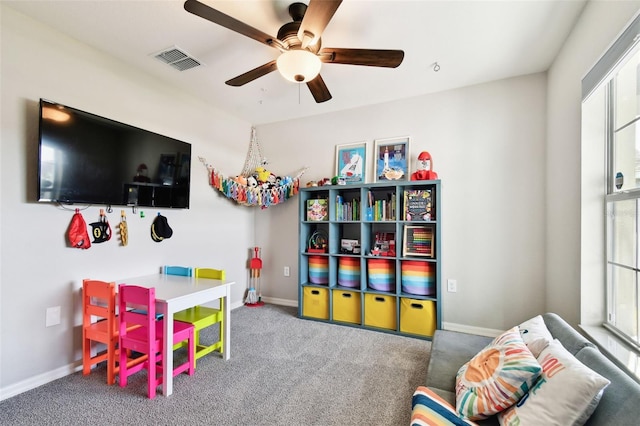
<box><xmin>411</xmin><ymin>151</ymin><xmax>438</xmax><ymax>180</ymax></box>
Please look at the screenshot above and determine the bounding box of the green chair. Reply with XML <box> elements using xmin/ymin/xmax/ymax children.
<box><xmin>173</xmin><ymin>268</ymin><xmax>225</xmax><ymax>367</ymax></box>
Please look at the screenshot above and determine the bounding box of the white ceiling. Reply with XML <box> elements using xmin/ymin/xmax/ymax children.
<box><xmin>5</xmin><ymin>0</ymin><xmax>587</xmax><ymax>125</ymax></box>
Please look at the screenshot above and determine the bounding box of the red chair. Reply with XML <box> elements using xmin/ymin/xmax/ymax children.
<box><xmin>82</xmin><ymin>279</ymin><xmax>140</xmax><ymax>385</ymax></box>
<box><xmin>118</xmin><ymin>284</ymin><xmax>195</xmax><ymax>399</ymax></box>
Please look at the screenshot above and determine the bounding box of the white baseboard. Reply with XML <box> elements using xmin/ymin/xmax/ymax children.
<box><xmin>229</xmin><ymin>300</ymin><xmax>245</xmax><ymax>310</ymax></box>
<box><xmin>1</xmin><ymin>362</ymin><xmax>82</xmax><ymax>401</ymax></box>
<box><xmin>442</xmin><ymin>321</ymin><xmax>502</xmax><ymax>337</ymax></box>
<box><xmin>260</xmin><ymin>297</ymin><xmax>298</xmax><ymax>307</ymax></box>
<box><xmin>232</xmin><ymin>297</ymin><xmax>297</xmax><ymax>309</ymax></box>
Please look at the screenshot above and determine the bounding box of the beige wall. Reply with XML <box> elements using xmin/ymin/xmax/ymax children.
<box><xmin>255</xmin><ymin>73</ymin><xmax>548</xmax><ymax>332</ymax></box>
<box><xmin>0</xmin><ymin>6</ymin><xmax>254</xmax><ymax>396</ymax></box>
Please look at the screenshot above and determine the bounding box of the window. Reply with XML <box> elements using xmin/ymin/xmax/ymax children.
<box><xmin>606</xmin><ymin>47</ymin><xmax>640</xmax><ymax>350</ymax></box>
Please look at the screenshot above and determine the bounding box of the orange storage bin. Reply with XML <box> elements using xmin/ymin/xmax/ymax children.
<box><xmin>399</xmin><ymin>298</ymin><xmax>436</xmax><ymax>337</ymax></box>
<box><xmin>364</xmin><ymin>293</ymin><xmax>397</xmax><ymax>330</ymax></box>
<box><xmin>332</xmin><ymin>289</ymin><xmax>361</xmax><ymax>324</ymax></box>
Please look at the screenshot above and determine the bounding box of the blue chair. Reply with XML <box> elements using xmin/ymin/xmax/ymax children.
<box><xmin>129</xmin><ymin>265</ymin><xmax>193</xmax><ymax>318</ymax></box>
<box><xmin>163</xmin><ymin>265</ymin><xmax>193</xmax><ymax>277</ymax></box>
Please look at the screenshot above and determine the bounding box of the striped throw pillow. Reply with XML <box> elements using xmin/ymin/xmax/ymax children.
<box><xmin>455</xmin><ymin>326</ymin><xmax>542</xmax><ymax>420</ymax></box>
<box><xmin>411</xmin><ymin>386</ymin><xmax>477</xmax><ymax>426</ymax></box>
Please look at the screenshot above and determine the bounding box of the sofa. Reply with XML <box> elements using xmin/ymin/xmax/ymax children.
<box><xmin>423</xmin><ymin>313</ymin><xmax>640</xmax><ymax>425</ymax></box>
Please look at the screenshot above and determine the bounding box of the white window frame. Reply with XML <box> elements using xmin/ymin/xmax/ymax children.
<box><xmin>604</xmin><ymin>54</ymin><xmax>640</xmax><ymax>351</ymax></box>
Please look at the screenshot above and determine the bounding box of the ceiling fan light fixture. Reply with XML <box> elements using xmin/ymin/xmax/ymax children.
<box><xmin>276</xmin><ymin>49</ymin><xmax>321</xmax><ymax>83</ymax></box>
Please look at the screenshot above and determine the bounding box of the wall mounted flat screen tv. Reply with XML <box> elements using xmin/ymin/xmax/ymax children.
<box><xmin>38</xmin><ymin>99</ymin><xmax>191</xmax><ymax>208</ymax></box>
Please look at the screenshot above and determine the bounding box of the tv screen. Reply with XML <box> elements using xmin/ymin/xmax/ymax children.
<box><xmin>38</xmin><ymin>99</ymin><xmax>191</xmax><ymax>208</ymax></box>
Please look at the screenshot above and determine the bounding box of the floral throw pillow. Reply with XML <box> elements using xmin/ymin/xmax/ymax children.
<box><xmin>455</xmin><ymin>326</ymin><xmax>542</xmax><ymax>420</ymax></box>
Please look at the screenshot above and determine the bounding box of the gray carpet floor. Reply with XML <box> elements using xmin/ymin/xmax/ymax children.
<box><xmin>0</xmin><ymin>304</ymin><xmax>431</xmax><ymax>425</ymax></box>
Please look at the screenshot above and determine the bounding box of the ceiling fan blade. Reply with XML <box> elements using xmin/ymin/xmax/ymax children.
<box><xmin>298</xmin><ymin>0</ymin><xmax>343</xmax><ymax>49</ymax></box>
<box><xmin>307</xmin><ymin>75</ymin><xmax>332</xmax><ymax>103</ymax></box>
<box><xmin>225</xmin><ymin>61</ymin><xmax>278</xmax><ymax>87</ymax></box>
<box><xmin>319</xmin><ymin>48</ymin><xmax>404</xmax><ymax>68</ymax></box>
<box><xmin>184</xmin><ymin>0</ymin><xmax>280</xmax><ymax>50</ymax></box>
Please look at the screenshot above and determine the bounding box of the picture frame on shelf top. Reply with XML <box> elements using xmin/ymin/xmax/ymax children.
<box><xmin>335</xmin><ymin>141</ymin><xmax>367</xmax><ymax>184</ymax></box>
<box><xmin>373</xmin><ymin>136</ymin><xmax>410</xmax><ymax>182</ymax></box>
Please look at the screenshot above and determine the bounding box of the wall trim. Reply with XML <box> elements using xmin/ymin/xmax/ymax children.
<box><xmin>261</xmin><ymin>297</ymin><xmax>298</xmax><ymax>307</ymax></box>
<box><xmin>1</xmin><ymin>362</ymin><xmax>82</xmax><ymax>401</ymax></box>
<box><xmin>441</xmin><ymin>322</ymin><xmax>502</xmax><ymax>337</ymax></box>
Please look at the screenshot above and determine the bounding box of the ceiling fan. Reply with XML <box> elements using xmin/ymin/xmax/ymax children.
<box><xmin>183</xmin><ymin>0</ymin><xmax>404</xmax><ymax>103</ymax></box>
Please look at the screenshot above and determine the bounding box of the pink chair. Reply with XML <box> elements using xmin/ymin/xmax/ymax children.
<box><xmin>82</xmin><ymin>279</ymin><xmax>141</xmax><ymax>385</ymax></box>
<box><xmin>118</xmin><ymin>284</ymin><xmax>195</xmax><ymax>399</ymax></box>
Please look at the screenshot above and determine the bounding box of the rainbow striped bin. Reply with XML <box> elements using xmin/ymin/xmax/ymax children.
<box><xmin>308</xmin><ymin>256</ymin><xmax>329</xmax><ymax>285</ymax></box>
<box><xmin>338</xmin><ymin>257</ymin><xmax>361</xmax><ymax>288</ymax></box>
<box><xmin>367</xmin><ymin>258</ymin><xmax>395</xmax><ymax>292</ymax></box>
<box><xmin>401</xmin><ymin>261</ymin><xmax>435</xmax><ymax>296</ymax></box>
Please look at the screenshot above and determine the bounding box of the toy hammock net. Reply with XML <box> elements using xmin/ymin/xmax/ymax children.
<box><xmin>199</xmin><ymin>128</ymin><xmax>307</xmax><ymax>208</ymax></box>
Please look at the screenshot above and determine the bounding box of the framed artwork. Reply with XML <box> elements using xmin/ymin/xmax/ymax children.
<box><xmin>335</xmin><ymin>142</ymin><xmax>366</xmax><ymax>184</ymax></box>
<box><xmin>402</xmin><ymin>225</ymin><xmax>434</xmax><ymax>257</ymax></box>
<box><xmin>374</xmin><ymin>136</ymin><xmax>410</xmax><ymax>182</ymax></box>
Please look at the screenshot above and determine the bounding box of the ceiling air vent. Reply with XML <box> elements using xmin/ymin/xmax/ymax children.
<box><xmin>153</xmin><ymin>47</ymin><xmax>202</xmax><ymax>71</ymax></box>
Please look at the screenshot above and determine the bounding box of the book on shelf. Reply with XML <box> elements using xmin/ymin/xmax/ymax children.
<box><xmin>336</xmin><ymin>195</ymin><xmax>360</xmax><ymax>221</ymax></box>
<box><xmin>404</xmin><ymin>189</ymin><xmax>433</xmax><ymax>221</ymax></box>
<box><xmin>366</xmin><ymin>191</ymin><xmax>396</xmax><ymax>221</ymax></box>
<box><xmin>307</xmin><ymin>199</ymin><xmax>328</xmax><ymax>221</ymax></box>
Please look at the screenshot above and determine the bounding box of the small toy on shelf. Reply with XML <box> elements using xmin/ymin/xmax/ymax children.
<box><xmin>411</xmin><ymin>151</ymin><xmax>438</xmax><ymax>180</ymax></box>
<box><xmin>308</xmin><ymin>230</ymin><xmax>328</xmax><ymax>253</ymax></box>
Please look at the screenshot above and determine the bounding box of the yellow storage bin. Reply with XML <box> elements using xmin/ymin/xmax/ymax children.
<box><xmin>400</xmin><ymin>298</ymin><xmax>436</xmax><ymax>337</ymax></box>
<box><xmin>364</xmin><ymin>293</ymin><xmax>397</xmax><ymax>330</ymax></box>
<box><xmin>302</xmin><ymin>287</ymin><xmax>329</xmax><ymax>319</ymax></box>
<box><xmin>332</xmin><ymin>289</ymin><xmax>361</xmax><ymax>324</ymax></box>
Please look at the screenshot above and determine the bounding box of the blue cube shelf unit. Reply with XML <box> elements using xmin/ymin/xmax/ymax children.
<box><xmin>298</xmin><ymin>180</ymin><xmax>441</xmax><ymax>340</ymax></box>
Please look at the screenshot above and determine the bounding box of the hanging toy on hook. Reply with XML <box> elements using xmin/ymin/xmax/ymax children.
<box><xmin>67</xmin><ymin>208</ymin><xmax>91</xmax><ymax>249</ymax></box>
<box><xmin>119</xmin><ymin>210</ymin><xmax>128</xmax><ymax>246</ymax></box>
<box><xmin>89</xmin><ymin>209</ymin><xmax>112</xmax><ymax>243</ymax></box>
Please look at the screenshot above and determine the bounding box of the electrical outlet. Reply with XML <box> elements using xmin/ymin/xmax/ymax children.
<box><xmin>447</xmin><ymin>279</ymin><xmax>457</xmax><ymax>293</ymax></box>
<box><xmin>46</xmin><ymin>306</ymin><xmax>61</xmax><ymax>327</ymax></box>
<box><xmin>284</xmin><ymin>266</ymin><xmax>290</xmax><ymax>277</ymax></box>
